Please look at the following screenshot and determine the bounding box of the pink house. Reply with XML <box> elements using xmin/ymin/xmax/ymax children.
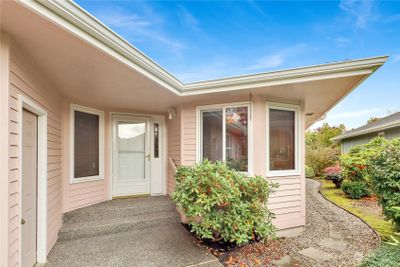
<box><xmin>0</xmin><ymin>1</ymin><xmax>387</xmax><ymax>266</ymax></box>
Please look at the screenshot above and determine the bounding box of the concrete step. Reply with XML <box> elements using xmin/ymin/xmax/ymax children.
<box><xmin>63</xmin><ymin>196</ymin><xmax>176</xmax><ymax>224</ymax></box>
<box><xmin>59</xmin><ymin>210</ymin><xmax>180</xmax><ymax>241</ymax></box>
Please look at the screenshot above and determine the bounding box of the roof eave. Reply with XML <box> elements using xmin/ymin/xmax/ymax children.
<box><xmin>17</xmin><ymin>1</ymin><xmax>388</xmax><ymax>97</ymax></box>
<box><xmin>19</xmin><ymin>0</ymin><xmax>184</xmax><ymax>94</ymax></box>
<box><xmin>181</xmin><ymin>56</ymin><xmax>387</xmax><ymax>95</ymax></box>
<box><xmin>333</xmin><ymin>120</ymin><xmax>400</xmax><ymax>141</ymax></box>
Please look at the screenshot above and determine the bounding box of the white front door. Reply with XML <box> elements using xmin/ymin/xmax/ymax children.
<box><xmin>112</xmin><ymin>115</ymin><xmax>151</xmax><ymax>197</ymax></box>
<box><xmin>21</xmin><ymin>109</ymin><xmax>38</xmax><ymax>267</ymax></box>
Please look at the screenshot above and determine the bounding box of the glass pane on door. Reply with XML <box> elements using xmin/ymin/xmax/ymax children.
<box><xmin>117</xmin><ymin>122</ymin><xmax>146</xmax><ymax>180</ymax></box>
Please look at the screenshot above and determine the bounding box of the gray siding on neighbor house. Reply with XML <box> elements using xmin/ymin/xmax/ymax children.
<box><xmin>341</xmin><ymin>126</ymin><xmax>400</xmax><ymax>153</ymax></box>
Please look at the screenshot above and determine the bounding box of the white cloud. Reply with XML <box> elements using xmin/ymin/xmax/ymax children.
<box><xmin>246</xmin><ymin>0</ymin><xmax>268</xmax><ymax>18</ymax></box>
<box><xmin>97</xmin><ymin>9</ymin><xmax>150</xmax><ymax>28</ymax></box>
<box><xmin>246</xmin><ymin>43</ymin><xmax>308</xmax><ymax>71</ymax></box>
<box><xmin>393</xmin><ymin>54</ymin><xmax>400</xmax><ymax>63</ymax></box>
<box><xmin>328</xmin><ymin>108</ymin><xmax>382</xmax><ymax>120</ymax></box>
<box><xmin>310</xmin><ymin>108</ymin><xmax>386</xmax><ymax>130</ymax></box>
<box><xmin>93</xmin><ymin>6</ymin><xmax>185</xmax><ymax>51</ymax></box>
<box><xmin>335</xmin><ymin>37</ymin><xmax>351</xmax><ymax>47</ymax></box>
<box><xmin>247</xmin><ymin>54</ymin><xmax>285</xmax><ymax>70</ymax></box>
<box><xmin>178</xmin><ymin>6</ymin><xmax>199</xmax><ymax>31</ymax></box>
<box><xmin>173</xmin><ymin>57</ymin><xmax>235</xmax><ymax>82</ymax></box>
<box><xmin>339</xmin><ymin>0</ymin><xmax>377</xmax><ymax>29</ymax></box>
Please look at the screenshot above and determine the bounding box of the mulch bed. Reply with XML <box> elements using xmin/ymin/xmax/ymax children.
<box><xmin>182</xmin><ymin>223</ymin><xmax>290</xmax><ymax>266</ymax></box>
<box><xmin>223</xmin><ymin>239</ymin><xmax>294</xmax><ymax>267</ymax></box>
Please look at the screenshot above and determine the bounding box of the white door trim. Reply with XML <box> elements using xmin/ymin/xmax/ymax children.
<box><xmin>18</xmin><ymin>95</ymin><xmax>48</xmax><ymax>264</ymax></box>
<box><xmin>109</xmin><ymin>112</ymin><xmax>166</xmax><ymax>200</ymax></box>
<box><xmin>111</xmin><ymin>114</ymin><xmax>151</xmax><ymax>197</ymax></box>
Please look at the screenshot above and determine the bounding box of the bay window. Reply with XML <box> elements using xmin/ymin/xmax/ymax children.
<box><xmin>199</xmin><ymin>104</ymin><xmax>250</xmax><ymax>172</ymax></box>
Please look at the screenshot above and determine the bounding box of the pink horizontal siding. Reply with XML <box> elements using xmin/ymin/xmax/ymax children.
<box><xmin>181</xmin><ymin>105</ymin><xmax>196</xmax><ymax>166</ymax></box>
<box><xmin>167</xmin><ymin>107</ymin><xmax>181</xmax><ymax>194</ymax></box>
<box><xmin>8</xmin><ymin>47</ymin><xmax>63</xmax><ymax>265</ymax></box>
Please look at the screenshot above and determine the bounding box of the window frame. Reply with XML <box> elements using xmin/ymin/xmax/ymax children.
<box><xmin>69</xmin><ymin>104</ymin><xmax>104</xmax><ymax>184</ymax></box>
<box><xmin>196</xmin><ymin>102</ymin><xmax>253</xmax><ymax>175</ymax></box>
<box><xmin>266</xmin><ymin>102</ymin><xmax>300</xmax><ymax>177</ymax></box>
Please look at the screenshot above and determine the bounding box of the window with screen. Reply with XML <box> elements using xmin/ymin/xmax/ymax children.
<box><xmin>74</xmin><ymin>111</ymin><xmax>99</xmax><ymax>178</ymax></box>
<box><xmin>70</xmin><ymin>104</ymin><xmax>104</xmax><ymax>183</ymax></box>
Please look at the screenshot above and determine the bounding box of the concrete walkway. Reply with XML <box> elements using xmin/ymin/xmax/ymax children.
<box><xmin>46</xmin><ymin>196</ymin><xmax>222</xmax><ymax>267</ymax></box>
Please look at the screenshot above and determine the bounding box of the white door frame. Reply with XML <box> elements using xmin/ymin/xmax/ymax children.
<box><xmin>18</xmin><ymin>95</ymin><xmax>47</xmax><ymax>264</ymax></box>
<box><xmin>111</xmin><ymin>114</ymin><xmax>151</xmax><ymax>197</ymax></box>
<box><xmin>109</xmin><ymin>112</ymin><xmax>166</xmax><ymax>200</ymax></box>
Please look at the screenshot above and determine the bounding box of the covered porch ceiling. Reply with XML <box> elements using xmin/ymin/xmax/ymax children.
<box><xmin>1</xmin><ymin>1</ymin><xmax>387</xmax><ymax>127</ymax></box>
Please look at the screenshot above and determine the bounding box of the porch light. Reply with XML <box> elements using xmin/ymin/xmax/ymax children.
<box><xmin>168</xmin><ymin>107</ymin><xmax>177</xmax><ymax>119</ymax></box>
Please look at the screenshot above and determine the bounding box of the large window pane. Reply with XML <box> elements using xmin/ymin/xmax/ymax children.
<box><xmin>202</xmin><ymin>110</ymin><xmax>223</xmax><ymax>162</ymax></box>
<box><xmin>74</xmin><ymin>111</ymin><xmax>99</xmax><ymax>178</ymax></box>
<box><xmin>269</xmin><ymin>109</ymin><xmax>295</xmax><ymax>171</ymax></box>
<box><xmin>117</xmin><ymin>122</ymin><xmax>145</xmax><ymax>180</ymax></box>
<box><xmin>225</xmin><ymin>107</ymin><xmax>248</xmax><ymax>171</ymax></box>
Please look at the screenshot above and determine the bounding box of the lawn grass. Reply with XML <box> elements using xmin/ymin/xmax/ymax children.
<box><xmin>319</xmin><ymin>179</ymin><xmax>396</xmax><ymax>240</ymax></box>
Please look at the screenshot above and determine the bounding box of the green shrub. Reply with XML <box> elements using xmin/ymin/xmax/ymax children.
<box><xmin>359</xmin><ymin>244</ymin><xmax>400</xmax><ymax>267</ymax></box>
<box><xmin>306</xmin><ymin>146</ymin><xmax>340</xmax><ymax>177</ymax></box>
<box><xmin>340</xmin><ymin>137</ymin><xmax>387</xmax><ymax>184</ymax></box>
<box><xmin>368</xmin><ymin>138</ymin><xmax>400</xmax><ymax>231</ymax></box>
<box><xmin>341</xmin><ymin>181</ymin><xmax>370</xmax><ymax>199</ymax></box>
<box><xmin>386</xmin><ymin>232</ymin><xmax>400</xmax><ymax>246</ymax></box>
<box><xmin>305</xmin><ymin>165</ymin><xmax>315</xmax><ymax>178</ymax></box>
<box><xmin>171</xmin><ymin>160</ymin><xmax>278</xmax><ymax>245</ymax></box>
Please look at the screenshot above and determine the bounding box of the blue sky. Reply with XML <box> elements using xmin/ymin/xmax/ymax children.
<box><xmin>76</xmin><ymin>0</ymin><xmax>400</xmax><ymax>130</ymax></box>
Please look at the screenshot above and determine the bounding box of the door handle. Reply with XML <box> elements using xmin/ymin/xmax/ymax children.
<box><xmin>145</xmin><ymin>154</ymin><xmax>151</xmax><ymax>161</ymax></box>
<box><xmin>21</xmin><ymin>218</ymin><xmax>26</xmax><ymax>225</ymax></box>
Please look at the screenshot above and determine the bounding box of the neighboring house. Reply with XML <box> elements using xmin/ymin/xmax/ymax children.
<box><xmin>0</xmin><ymin>1</ymin><xmax>387</xmax><ymax>266</ymax></box>
<box><xmin>333</xmin><ymin>112</ymin><xmax>400</xmax><ymax>153</ymax></box>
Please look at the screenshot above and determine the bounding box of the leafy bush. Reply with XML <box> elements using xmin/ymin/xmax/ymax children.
<box><xmin>323</xmin><ymin>166</ymin><xmax>343</xmax><ymax>188</ymax></box>
<box><xmin>226</xmin><ymin>157</ymin><xmax>247</xmax><ymax>172</ymax></box>
<box><xmin>386</xmin><ymin>232</ymin><xmax>400</xmax><ymax>246</ymax></box>
<box><xmin>172</xmin><ymin>160</ymin><xmax>278</xmax><ymax>245</ymax></box>
<box><xmin>341</xmin><ymin>181</ymin><xmax>370</xmax><ymax>199</ymax></box>
<box><xmin>306</xmin><ymin>146</ymin><xmax>340</xmax><ymax>177</ymax></box>
<box><xmin>368</xmin><ymin>138</ymin><xmax>400</xmax><ymax>231</ymax></box>
<box><xmin>305</xmin><ymin>165</ymin><xmax>315</xmax><ymax>178</ymax></box>
<box><xmin>305</xmin><ymin>123</ymin><xmax>344</xmax><ymax>177</ymax></box>
<box><xmin>340</xmin><ymin>137</ymin><xmax>387</xmax><ymax>184</ymax></box>
<box><xmin>359</xmin><ymin>244</ymin><xmax>400</xmax><ymax>267</ymax></box>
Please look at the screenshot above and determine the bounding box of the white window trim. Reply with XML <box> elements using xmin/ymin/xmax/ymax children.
<box><xmin>266</xmin><ymin>102</ymin><xmax>300</xmax><ymax>177</ymax></box>
<box><xmin>70</xmin><ymin>104</ymin><xmax>104</xmax><ymax>184</ymax></box>
<box><xmin>196</xmin><ymin>101</ymin><xmax>253</xmax><ymax>176</ymax></box>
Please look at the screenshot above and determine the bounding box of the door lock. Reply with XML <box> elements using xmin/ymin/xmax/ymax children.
<box><xmin>145</xmin><ymin>154</ymin><xmax>151</xmax><ymax>161</ymax></box>
<box><xmin>21</xmin><ymin>218</ymin><xmax>26</xmax><ymax>225</ymax></box>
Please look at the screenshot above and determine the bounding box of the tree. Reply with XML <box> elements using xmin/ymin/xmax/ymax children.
<box><xmin>306</xmin><ymin>123</ymin><xmax>345</xmax><ymax>148</ymax></box>
<box><xmin>367</xmin><ymin>117</ymin><xmax>380</xmax><ymax>124</ymax></box>
<box><xmin>306</xmin><ymin>123</ymin><xmax>345</xmax><ymax>177</ymax></box>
